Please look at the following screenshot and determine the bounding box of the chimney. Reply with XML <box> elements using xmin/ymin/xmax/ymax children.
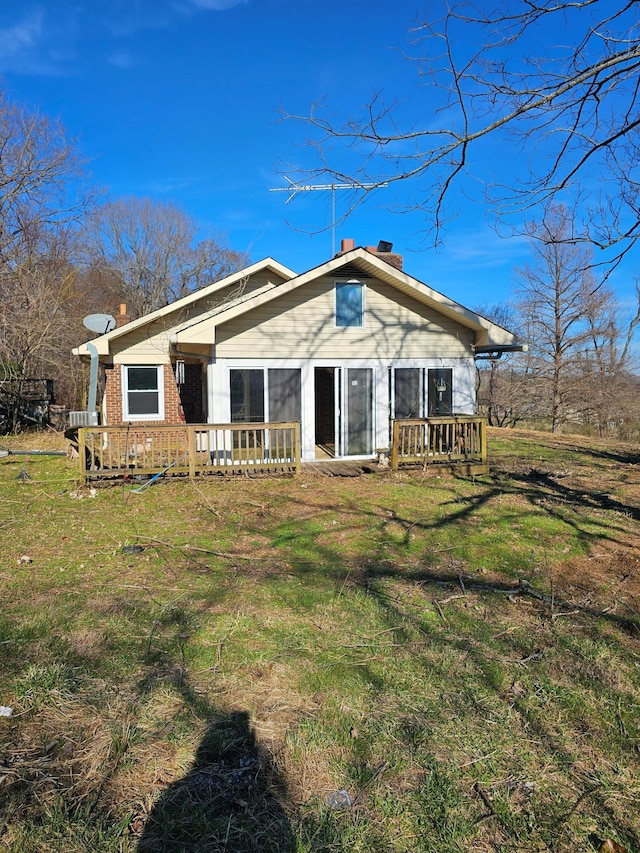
<box><xmin>115</xmin><ymin>303</ymin><xmax>131</xmax><ymax>328</ymax></box>
<box><xmin>365</xmin><ymin>240</ymin><xmax>403</xmax><ymax>270</ymax></box>
<box><xmin>335</xmin><ymin>237</ymin><xmax>403</xmax><ymax>270</ymax></box>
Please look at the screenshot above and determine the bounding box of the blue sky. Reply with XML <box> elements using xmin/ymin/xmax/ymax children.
<box><xmin>0</xmin><ymin>0</ymin><xmax>634</xmax><ymax>313</ymax></box>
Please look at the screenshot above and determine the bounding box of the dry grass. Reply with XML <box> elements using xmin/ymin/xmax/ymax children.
<box><xmin>0</xmin><ymin>427</ymin><xmax>639</xmax><ymax>851</ymax></box>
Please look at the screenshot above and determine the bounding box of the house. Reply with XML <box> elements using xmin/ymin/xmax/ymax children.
<box><xmin>73</xmin><ymin>239</ymin><xmax>518</xmax><ymax>463</ymax></box>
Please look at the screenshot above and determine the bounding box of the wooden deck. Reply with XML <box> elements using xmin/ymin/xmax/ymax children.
<box><xmin>391</xmin><ymin>416</ymin><xmax>488</xmax><ymax>473</ymax></box>
<box><xmin>302</xmin><ymin>459</ymin><xmax>381</xmax><ymax>477</ymax></box>
<box><xmin>68</xmin><ymin>416</ymin><xmax>489</xmax><ymax>482</ymax></box>
<box><xmin>71</xmin><ymin>422</ymin><xmax>301</xmax><ymax>481</ymax></box>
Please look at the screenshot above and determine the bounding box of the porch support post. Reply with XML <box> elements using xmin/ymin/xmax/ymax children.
<box><xmin>294</xmin><ymin>422</ymin><xmax>301</xmax><ymax>472</ymax></box>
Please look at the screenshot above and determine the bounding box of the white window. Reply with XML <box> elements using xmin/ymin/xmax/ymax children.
<box><xmin>335</xmin><ymin>281</ymin><xmax>364</xmax><ymax>327</ymax></box>
<box><xmin>122</xmin><ymin>365</ymin><xmax>164</xmax><ymax>420</ymax></box>
<box><xmin>393</xmin><ymin>368</ymin><xmax>424</xmax><ymax>419</ymax></box>
<box><xmin>229</xmin><ymin>368</ymin><xmax>302</xmax><ymax>423</ymax></box>
<box><xmin>428</xmin><ymin>368</ymin><xmax>453</xmax><ymax>416</ymax></box>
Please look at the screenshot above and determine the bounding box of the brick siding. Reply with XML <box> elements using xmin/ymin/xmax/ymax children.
<box><xmin>103</xmin><ymin>363</ymin><xmax>186</xmax><ymax>426</ymax></box>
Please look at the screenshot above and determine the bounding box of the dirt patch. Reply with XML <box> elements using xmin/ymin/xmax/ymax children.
<box><xmin>546</xmin><ymin>543</ymin><xmax>640</xmax><ymax>620</ymax></box>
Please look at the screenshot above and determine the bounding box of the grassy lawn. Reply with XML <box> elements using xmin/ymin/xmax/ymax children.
<box><xmin>0</xmin><ymin>428</ymin><xmax>639</xmax><ymax>852</ymax></box>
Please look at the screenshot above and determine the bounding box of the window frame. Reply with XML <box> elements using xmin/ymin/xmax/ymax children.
<box><xmin>392</xmin><ymin>367</ymin><xmax>425</xmax><ymax>420</ymax></box>
<box><xmin>228</xmin><ymin>367</ymin><xmax>303</xmax><ymax>425</ymax></box>
<box><xmin>267</xmin><ymin>368</ymin><xmax>302</xmax><ymax>424</ymax></box>
<box><xmin>122</xmin><ymin>365</ymin><xmax>165</xmax><ymax>421</ymax></box>
<box><xmin>229</xmin><ymin>368</ymin><xmax>265</xmax><ymax>423</ymax></box>
<box><xmin>335</xmin><ymin>280</ymin><xmax>365</xmax><ymax>328</ymax></box>
<box><xmin>428</xmin><ymin>367</ymin><xmax>453</xmax><ymax>416</ymax></box>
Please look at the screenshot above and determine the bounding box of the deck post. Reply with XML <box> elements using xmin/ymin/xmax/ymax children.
<box><xmin>78</xmin><ymin>428</ymin><xmax>87</xmax><ymax>480</ymax></box>
<box><xmin>187</xmin><ymin>426</ymin><xmax>197</xmax><ymax>477</ymax></box>
<box><xmin>390</xmin><ymin>420</ymin><xmax>400</xmax><ymax>470</ymax></box>
<box><xmin>294</xmin><ymin>422</ymin><xmax>301</xmax><ymax>473</ymax></box>
<box><xmin>479</xmin><ymin>417</ymin><xmax>488</xmax><ymax>466</ymax></box>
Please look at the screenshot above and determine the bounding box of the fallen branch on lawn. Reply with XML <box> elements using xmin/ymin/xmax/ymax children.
<box><xmin>132</xmin><ymin>536</ymin><xmax>254</xmax><ymax>560</ymax></box>
<box><xmin>473</xmin><ymin>782</ymin><xmax>500</xmax><ymax>824</ymax></box>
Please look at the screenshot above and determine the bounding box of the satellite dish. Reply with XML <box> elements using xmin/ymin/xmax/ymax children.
<box><xmin>83</xmin><ymin>313</ymin><xmax>116</xmax><ymax>335</ymax></box>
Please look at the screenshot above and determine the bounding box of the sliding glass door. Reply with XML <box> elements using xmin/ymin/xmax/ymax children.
<box><xmin>314</xmin><ymin>367</ymin><xmax>374</xmax><ymax>457</ymax></box>
<box><xmin>344</xmin><ymin>368</ymin><xmax>373</xmax><ymax>456</ymax></box>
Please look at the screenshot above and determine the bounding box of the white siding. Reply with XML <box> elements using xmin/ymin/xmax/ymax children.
<box><xmin>210</xmin><ymin>356</ymin><xmax>476</xmax><ymax>461</ymax></box>
<box><xmin>215</xmin><ymin>275</ymin><xmax>475</xmax><ymax>359</ymax></box>
<box><xmin>108</xmin><ymin>271</ymin><xmax>287</xmax><ymax>364</ymax></box>
<box><xmin>111</xmin><ymin>327</ymin><xmax>174</xmax><ymax>365</ymax></box>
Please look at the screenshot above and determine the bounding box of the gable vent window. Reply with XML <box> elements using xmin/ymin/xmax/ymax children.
<box><xmin>123</xmin><ymin>365</ymin><xmax>164</xmax><ymax>420</ymax></box>
<box><xmin>336</xmin><ymin>281</ymin><xmax>364</xmax><ymax>328</ymax></box>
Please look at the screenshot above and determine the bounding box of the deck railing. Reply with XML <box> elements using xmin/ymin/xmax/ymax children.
<box><xmin>390</xmin><ymin>416</ymin><xmax>487</xmax><ymax>470</ymax></box>
<box><xmin>75</xmin><ymin>422</ymin><xmax>301</xmax><ymax>481</ymax></box>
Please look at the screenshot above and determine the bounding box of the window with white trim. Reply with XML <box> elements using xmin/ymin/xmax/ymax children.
<box><xmin>230</xmin><ymin>369</ymin><xmax>265</xmax><ymax>423</ymax></box>
<box><xmin>122</xmin><ymin>365</ymin><xmax>164</xmax><ymax>420</ymax></box>
<box><xmin>229</xmin><ymin>368</ymin><xmax>302</xmax><ymax>423</ymax></box>
<box><xmin>393</xmin><ymin>368</ymin><xmax>424</xmax><ymax>419</ymax></box>
<box><xmin>428</xmin><ymin>368</ymin><xmax>453</xmax><ymax>416</ymax></box>
<box><xmin>335</xmin><ymin>281</ymin><xmax>364</xmax><ymax>327</ymax></box>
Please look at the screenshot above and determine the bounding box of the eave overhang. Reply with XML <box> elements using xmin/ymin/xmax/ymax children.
<box><xmin>201</xmin><ymin>247</ymin><xmax>518</xmax><ymax>348</ymax></box>
<box><xmin>72</xmin><ymin>257</ymin><xmax>297</xmax><ymax>357</ymax></box>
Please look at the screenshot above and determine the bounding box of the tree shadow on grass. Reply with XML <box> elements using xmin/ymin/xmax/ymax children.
<box><xmin>137</xmin><ymin>710</ymin><xmax>295</xmax><ymax>853</ymax></box>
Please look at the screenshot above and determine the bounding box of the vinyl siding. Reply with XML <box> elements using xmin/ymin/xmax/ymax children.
<box><xmin>111</xmin><ymin>326</ymin><xmax>174</xmax><ymax>365</ymax></box>
<box><xmin>108</xmin><ymin>271</ymin><xmax>286</xmax><ymax>364</ymax></box>
<box><xmin>215</xmin><ymin>275</ymin><xmax>475</xmax><ymax>359</ymax></box>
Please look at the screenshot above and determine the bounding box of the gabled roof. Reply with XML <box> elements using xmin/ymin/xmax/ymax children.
<box><xmin>74</xmin><ymin>257</ymin><xmax>296</xmax><ymax>356</ymax></box>
<box><xmin>173</xmin><ymin>246</ymin><xmax>517</xmax><ymax>349</ymax></box>
<box><xmin>75</xmin><ymin>247</ymin><xmax>517</xmax><ymax>356</ymax></box>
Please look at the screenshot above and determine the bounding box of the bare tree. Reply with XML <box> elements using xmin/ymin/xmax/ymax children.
<box><xmin>282</xmin><ymin>2</ymin><xmax>640</xmax><ymax>259</ymax></box>
<box><xmin>0</xmin><ymin>91</ymin><xmax>90</xmax><ymax>425</ymax></box>
<box><xmin>572</xmin><ymin>278</ymin><xmax>640</xmax><ymax>434</ymax></box>
<box><xmin>515</xmin><ymin>205</ymin><xmax>634</xmax><ymax>432</ymax></box>
<box><xmin>82</xmin><ymin>197</ymin><xmax>249</xmax><ymax>318</ymax></box>
<box><xmin>477</xmin><ymin>361</ymin><xmax>534</xmax><ymax>427</ymax></box>
<box><xmin>0</xmin><ymin>222</ymin><xmax>84</xmax><ymax>427</ymax></box>
<box><xmin>1</xmin><ymin>227</ymin><xmax>75</xmax><ymax>367</ymax></box>
<box><xmin>474</xmin><ymin>302</ymin><xmax>531</xmax><ymax>427</ymax></box>
<box><xmin>0</xmin><ymin>89</ymin><xmax>86</xmax><ymax>260</ymax></box>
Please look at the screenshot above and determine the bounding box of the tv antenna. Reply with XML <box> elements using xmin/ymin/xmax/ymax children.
<box><xmin>270</xmin><ymin>175</ymin><xmax>387</xmax><ymax>256</ymax></box>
